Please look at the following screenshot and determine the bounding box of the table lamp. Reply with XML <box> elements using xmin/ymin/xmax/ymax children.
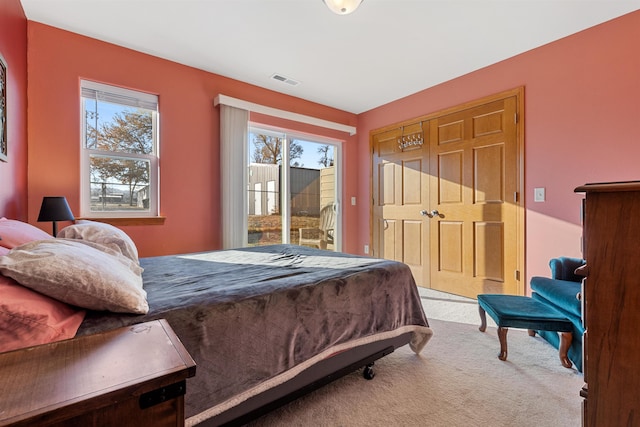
<box><xmin>37</xmin><ymin>196</ymin><xmax>75</xmax><ymax>237</ymax></box>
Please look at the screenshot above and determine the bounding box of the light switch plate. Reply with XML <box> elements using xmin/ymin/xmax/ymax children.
<box><xmin>534</xmin><ymin>187</ymin><xmax>545</xmax><ymax>202</ymax></box>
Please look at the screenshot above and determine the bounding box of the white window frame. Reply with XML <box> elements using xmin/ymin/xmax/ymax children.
<box><xmin>80</xmin><ymin>80</ymin><xmax>159</xmax><ymax>218</ymax></box>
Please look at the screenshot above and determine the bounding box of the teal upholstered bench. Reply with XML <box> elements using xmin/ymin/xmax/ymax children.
<box><xmin>477</xmin><ymin>294</ymin><xmax>574</xmax><ymax>369</ymax></box>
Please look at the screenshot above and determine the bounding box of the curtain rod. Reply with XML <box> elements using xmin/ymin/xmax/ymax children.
<box><xmin>214</xmin><ymin>94</ymin><xmax>357</xmax><ymax>136</ymax></box>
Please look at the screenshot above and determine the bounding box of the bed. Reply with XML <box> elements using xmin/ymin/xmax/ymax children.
<box><xmin>0</xmin><ymin>219</ymin><xmax>432</xmax><ymax>426</ymax></box>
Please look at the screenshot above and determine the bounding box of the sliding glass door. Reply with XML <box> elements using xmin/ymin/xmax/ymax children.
<box><xmin>247</xmin><ymin>126</ymin><xmax>340</xmax><ymax>251</ymax></box>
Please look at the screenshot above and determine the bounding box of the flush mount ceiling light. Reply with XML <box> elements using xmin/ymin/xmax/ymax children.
<box><xmin>323</xmin><ymin>0</ymin><xmax>364</xmax><ymax>15</ymax></box>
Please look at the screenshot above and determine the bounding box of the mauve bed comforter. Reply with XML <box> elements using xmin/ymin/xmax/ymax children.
<box><xmin>77</xmin><ymin>244</ymin><xmax>432</xmax><ymax>424</ymax></box>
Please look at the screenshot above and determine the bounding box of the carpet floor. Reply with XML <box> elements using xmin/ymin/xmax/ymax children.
<box><xmin>247</xmin><ymin>289</ymin><xmax>584</xmax><ymax>427</ymax></box>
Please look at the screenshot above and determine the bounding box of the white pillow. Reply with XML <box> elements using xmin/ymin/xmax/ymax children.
<box><xmin>0</xmin><ymin>239</ymin><xmax>148</xmax><ymax>314</ymax></box>
<box><xmin>57</xmin><ymin>220</ymin><xmax>139</xmax><ymax>264</ymax></box>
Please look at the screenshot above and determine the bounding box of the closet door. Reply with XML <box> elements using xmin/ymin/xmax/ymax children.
<box><xmin>370</xmin><ymin>89</ymin><xmax>524</xmax><ymax>297</ymax></box>
<box><xmin>429</xmin><ymin>96</ymin><xmax>519</xmax><ymax>298</ymax></box>
<box><xmin>372</xmin><ymin>122</ymin><xmax>430</xmax><ymax>286</ymax></box>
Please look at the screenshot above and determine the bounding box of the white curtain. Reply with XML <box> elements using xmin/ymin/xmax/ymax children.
<box><xmin>220</xmin><ymin>105</ymin><xmax>248</xmax><ymax>249</ymax></box>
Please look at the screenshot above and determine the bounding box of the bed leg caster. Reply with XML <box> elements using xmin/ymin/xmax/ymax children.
<box><xmin>363</xmin><ymin>363</ymin><xmax>375</xmax><ymax>380</ymax></box>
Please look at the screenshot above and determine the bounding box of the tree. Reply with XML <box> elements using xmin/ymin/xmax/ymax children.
<box><xmin>89</xmin><ymin>109</ymin><xmax>153</xmax><ymax>206</ymax></box>
<box><xmin>96</xmin><ymin>110</ymin><xmax>153</xmax><ymax>153</ymax></box>
<box><xmin>317</xmin><ymin>144</ymin><xmax>334</xmax><ymax>167</ymax></box>
<box><xmin>251</xmin><ymin>134</ymin><xmax>303</xmax><ymax>166</ymax></box>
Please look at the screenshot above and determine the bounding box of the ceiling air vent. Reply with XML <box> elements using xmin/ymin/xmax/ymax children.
<box><xmin>270</xmin><ymin>74</ymin><xmax>300</xmax><ymax>86</ymax></box>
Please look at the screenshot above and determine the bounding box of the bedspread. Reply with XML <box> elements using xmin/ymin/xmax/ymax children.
<box><xmin>77</xmin><ymin>244</ymin><xmax>432</xmax><ymax>423</ymax></box>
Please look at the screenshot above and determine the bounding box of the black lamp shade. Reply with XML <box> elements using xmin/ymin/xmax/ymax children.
<box><xmin>37</xmin><ymin>197</ymin><xmax>74</xmax><ymax>236</ymax></box>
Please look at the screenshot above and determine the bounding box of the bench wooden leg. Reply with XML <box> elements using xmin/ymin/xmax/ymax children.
<box><xmin>478</xmin><ymin>306</ymin><xmax>488</xmax><ymax>332</ymax></box>
<box><xmin>479</xmin><ymin>305</ymin><xmax>509</xmax><ymax>362</ymax></box>
<box><xmin>559</xmin><ymin>332</ymin><xmax>573</xmax><ymax>369</ymax></box>
<box><xmin>498</xmin><ymin>327</ymin><xmax>508</xmax><ymax>361</ymax></box>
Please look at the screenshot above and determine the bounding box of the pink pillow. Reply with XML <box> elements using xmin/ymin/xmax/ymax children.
<box><xmin>0</xmin><ymin>218</ymin><xmax>52</xmax><ymax>249</ymax></box>
<box><xmin>0</xmin><ymin>274</ymin><xmax>86</xmax><ymax>353</ymax></box>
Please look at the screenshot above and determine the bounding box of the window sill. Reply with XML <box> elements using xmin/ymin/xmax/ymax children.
<box><xmin>76</xmin><ymin>216</ymin><xmax>166</xmax><ymax>226</ymax></box>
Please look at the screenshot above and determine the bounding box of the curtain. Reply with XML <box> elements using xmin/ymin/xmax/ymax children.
<box><xmin>220</xmin><ymin>105</ymin><xmax>248</xmax><ymax>249</ymax></box>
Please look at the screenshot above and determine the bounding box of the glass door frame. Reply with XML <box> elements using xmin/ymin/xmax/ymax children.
<box><xmin>247</xmin><ymin>123</ymin><xmax>343</xmax><ymax>251</ymax></box>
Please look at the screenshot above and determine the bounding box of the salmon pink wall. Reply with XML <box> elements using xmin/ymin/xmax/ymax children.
<box><xmin>357</xmin><ymin>10</ymin><xmax>640</xmax><ymax>289</ymax></box>
<box><xmin>0</xmin><ymin>0</ymin><xmax>28</xmax><ymax>219</ymax></box>
<box><xmin>16</xmin><ymin>8</ymin><xmax>640</xmax><ymax>277</ymax></box>
<box><xmin>27</xmin><ymin>23</ymin><xmax>357</xmax><ymax>257</ymax></box>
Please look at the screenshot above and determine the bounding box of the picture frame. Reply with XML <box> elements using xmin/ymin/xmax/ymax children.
<box><xmin>0</xmin><ymin>52</ymin><xmax>7</xmax><ymax>162</ymax></box>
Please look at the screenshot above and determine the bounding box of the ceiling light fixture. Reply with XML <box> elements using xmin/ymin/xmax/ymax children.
<box><xmin>323</xmin><ymin>0</ymin><xmax>364</xmax><ymax>15</ymax></box>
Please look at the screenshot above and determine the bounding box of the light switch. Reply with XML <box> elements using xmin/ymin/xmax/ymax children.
<box><xmin>534</xmin><ymin>187</ymin><xmax>545</xmax><ymax>202</ymax></box>
<box><xmin>351</xmin><ymin>197</ymin><xmax>356</xmax><ymax>206</ymax></box>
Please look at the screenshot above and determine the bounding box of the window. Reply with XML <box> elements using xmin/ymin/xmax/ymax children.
<box><xmin>80</xmin><ymin>81</ymin><xmax>159</xmax><ymax>218</ymax></box>
<box><xmin>247</xmin><ymin>125</ymin><xmax>341</xmax><ymax>251</ymax></box>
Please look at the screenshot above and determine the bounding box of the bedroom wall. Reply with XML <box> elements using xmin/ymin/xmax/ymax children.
<box><xmin>11</xmin><ymin>7</ymin><xmax>640</xmax><ymax>281</ymax></box>
<box><xmin>356</xmin><ymin>10</ymin><xmax>640</xmax><ymax>288</ymax></box>
<box><xmin>26</xmin><ymin>22</ymin><xmax>358</xmax><ymax>257</ymax></box>
<box><xmin>0</xmin><ymin>0</ymin><xmax>28</xmax><ymax>219</ymax></box>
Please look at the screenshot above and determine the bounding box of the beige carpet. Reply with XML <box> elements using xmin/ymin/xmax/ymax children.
<box><xmin>247</xmin><ymin>290</ymin><xmax>584</xmax><ymax>427</ymax></box>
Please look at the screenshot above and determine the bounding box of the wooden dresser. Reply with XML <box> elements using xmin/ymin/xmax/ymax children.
<box><xmin>575</xmin><ymin>181</ymin><xmax>640</xmax><ymax>426</ymax></box>
<box><xmin>0</xmin><ymin>319</ymin><xmax>196</xmax><ymax>427</ymax></box>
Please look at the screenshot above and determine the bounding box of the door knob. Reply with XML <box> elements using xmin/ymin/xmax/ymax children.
<box><xmin>419</xmin><ymin>210</ymin><xmax>429</xmax><ymax>216</ymax></box>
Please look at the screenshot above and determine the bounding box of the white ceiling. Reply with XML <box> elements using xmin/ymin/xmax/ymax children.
<box><xmin>20</xmin><ymin>0</ymin><xmax>640</xmax><ymax>114</ymax></box>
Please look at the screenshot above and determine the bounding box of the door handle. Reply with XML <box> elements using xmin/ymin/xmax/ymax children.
<box><xmin>420</xmin><ymin>209</ymin><xmax>440</xmax><ymax>218</ymax></box>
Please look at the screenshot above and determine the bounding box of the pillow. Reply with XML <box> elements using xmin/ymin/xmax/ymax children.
<box><xmin>0</xmin><ymin>217</ymin><xmax>52</xmax><ymax>249</ymax></box>
<box><xmin>57</xmin><ymin>220</ymin><xmax>139</xmax><ymax>264</ymax></box>
<box><xmin>0</xmin><ymin>239</ymin><xmax>148</xmax><ymax>314</ymax></box>
<box><xmin>0</xmin><ymin>274</ymin><xmax>86</xmax><ymax>353</ymax></box>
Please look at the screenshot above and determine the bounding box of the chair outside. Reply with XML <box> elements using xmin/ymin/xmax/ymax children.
<box><xmin>299</xmin><ymin>204</ymin><xmax>335</xmax><ymax>250</ymax></box>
